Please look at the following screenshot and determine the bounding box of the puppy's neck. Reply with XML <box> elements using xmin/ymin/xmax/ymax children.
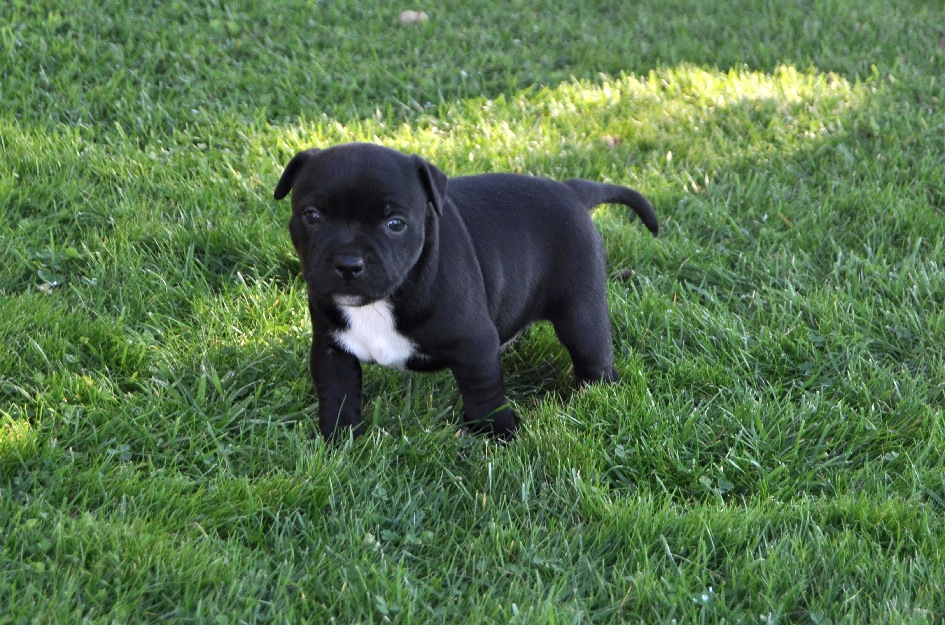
<box><xmin>332</xmin><ymin>299</ymin><xmax>417</xmax><ymax>368</ymax></box>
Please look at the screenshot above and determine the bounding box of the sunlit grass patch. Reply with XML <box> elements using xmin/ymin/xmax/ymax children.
<box><xmin>0</xmin><ymin>416</ymin><xmax>35</xmax><ymax>461</ymax></box>
<box><xmin>273</xmin><ymin>64</ymin><xmax>866</xmax><ymax>180</ymax></box>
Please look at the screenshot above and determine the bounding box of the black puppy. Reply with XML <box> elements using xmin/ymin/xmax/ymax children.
<box><xmin>274</xmin><ymin>143</ymin><xmax>657</xmax><ymax>441</ymax></box>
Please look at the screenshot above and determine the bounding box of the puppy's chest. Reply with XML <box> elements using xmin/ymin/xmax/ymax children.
<box><xmin>333</xmin><ymin>300</ymin><xmax>419</xmax><ymax>368</ymax></box>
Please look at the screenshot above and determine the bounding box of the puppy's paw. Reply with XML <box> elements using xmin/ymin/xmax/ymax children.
<box><xmin>577</xmin><ymin>364</ymin><xmax>620</xmax><ymax>387</ymax></box>
<box><xmin>318</xmin><ymin>418</ymin><xmax>365</xmax><ymax>444</ymax></box>
<box><xmin>465</xmin><ymin>407</ymin><xmax>519</xmax><ymax>442</ymax></box>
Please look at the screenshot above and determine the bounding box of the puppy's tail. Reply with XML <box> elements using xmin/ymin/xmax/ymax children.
<box><xmin>564</xmin><ymin>179</ymin><xmax>659</xmax><ymax>236</ymax></box>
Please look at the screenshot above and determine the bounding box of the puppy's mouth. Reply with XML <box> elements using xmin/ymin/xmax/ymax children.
<box><xmin>308</xmin><ymin>278</ymin><xmax>393</xmax><ymax>308</ymax></box>
<box><xmin>331</xmin><ymin>293</ymin><xmax>373</xmax><ymax>307</ymax></box>
<box><xmin>301</xmin><ymin>261</ymin><xmax>402</xmax><ymax>307</ymax></box>
<box><xmin>311</xmin><ymin>284</ymin><xmax>388</xmax><ymax>308</ymax></box>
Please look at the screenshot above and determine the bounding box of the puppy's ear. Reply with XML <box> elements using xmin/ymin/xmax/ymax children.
<box><xmin>414</xmin><ymin>155</ymin><xmax>448</xmax><ymax>215</ymax></box>
<box><xmin>273</xmin><ymin>149</ymin><xmax>319</xmax><ymax>200</ymax></box>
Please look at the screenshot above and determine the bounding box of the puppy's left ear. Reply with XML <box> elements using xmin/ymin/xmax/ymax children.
<box><xmin>414</xmin><ymin>155</ymin><xmax>448</xmax><ymax>215</ymax></box>
<box><xmin>273</xmin><ymin>149</ymin><xmax>319</xmax><ymax>200</ymax></box>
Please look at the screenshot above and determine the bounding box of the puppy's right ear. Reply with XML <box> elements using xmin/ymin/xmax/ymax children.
<box><xmin>273</xmin><ymin>149</ymin><xmax>319</xmax><ymax>200</ymax></box>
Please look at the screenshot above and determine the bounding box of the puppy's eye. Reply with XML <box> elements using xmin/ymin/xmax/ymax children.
<box><xmin>301</xmin><ymin>209</ymin><xmax>321</xmax><ymax>226</ymax></box>
<box><xmin>386</xmin><ymin>217</ymin><xmax>407</xmax><ymax>233</ymax></box>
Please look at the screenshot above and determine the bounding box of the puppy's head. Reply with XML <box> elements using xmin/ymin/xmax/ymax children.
<box><xmin>274</xmin><ymin>143</ymin><xmax>447</xmax><ymax>307</ymax></box>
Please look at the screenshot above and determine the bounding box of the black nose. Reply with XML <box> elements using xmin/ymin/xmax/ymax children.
<box><xmin>333</xmin><ymin>255</ymin><xmax>365</xmax><ymax>280</ymax></box>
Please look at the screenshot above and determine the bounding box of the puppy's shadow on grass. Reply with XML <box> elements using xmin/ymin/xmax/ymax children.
<box><xmin>501</xmin><ymin>324</ymin><xmax>575</xmax><ymax>394</ymax></box>
<box><xmin>187</xmin><ymin>313</ymin><xmax>578</xmax><ymax>453</ymax></box>
<box><xmin>353</xmin><ymin>325</ymin><xmax>574</xmax><ymax>441</ymax></box>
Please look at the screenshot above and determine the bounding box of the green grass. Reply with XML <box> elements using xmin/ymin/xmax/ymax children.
<box><xmin>2</xmin><ymin>0</ymin><xmax>945</xmax><ymax>622</ymax></box>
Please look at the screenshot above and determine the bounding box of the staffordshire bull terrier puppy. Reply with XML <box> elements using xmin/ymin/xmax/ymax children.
<box><xmin>274</xmin><ymin>143</ymin><xmax>658</xmax><ymax>441</ymax></box>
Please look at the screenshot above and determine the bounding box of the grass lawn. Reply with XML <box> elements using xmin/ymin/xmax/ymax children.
<box><xmin>2</xmin><ymin>0</ymin><xmax>945</xmax><ymax>622</ymax></box>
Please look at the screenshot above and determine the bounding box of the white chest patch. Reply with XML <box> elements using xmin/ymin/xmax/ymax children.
<box><xmin>333</xmin><ymin>299</ymin><xmax>417</xmax><ymax>368</ymax></box>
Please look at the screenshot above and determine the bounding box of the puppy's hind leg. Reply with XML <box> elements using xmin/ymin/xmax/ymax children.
<box><xmin>549</xmin><ymin>296</ymin><xmax>620</xmax><ymax>386</ymax></box>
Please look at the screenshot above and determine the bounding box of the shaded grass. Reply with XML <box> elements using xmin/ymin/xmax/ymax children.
<box><xmin>2</xmin><ymin>0</ymin><xmax>945</xmax><ymax>623</ymax></box>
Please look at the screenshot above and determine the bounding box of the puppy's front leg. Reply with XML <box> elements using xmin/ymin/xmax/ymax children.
<box><xmin>449</xmin><ymin>348</ymin><xmax>519</xmax><ymax>440</ymax></box>
<box><xmin>310</xmin><ymin>330</ymin><xmax>364</xmax><ymax>441</ymax></box>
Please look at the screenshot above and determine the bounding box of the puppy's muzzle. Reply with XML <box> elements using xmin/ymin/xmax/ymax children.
<box><xmin>333</xmin><ymin>254</ymin><xmax>365</xmax><ymax>281</ymax></box>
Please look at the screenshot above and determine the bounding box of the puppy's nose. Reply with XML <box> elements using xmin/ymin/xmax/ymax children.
<box><xmin>333</xmin><ymin>255</ymin><xmax>365</xmax><ymax>280</ymax></box>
